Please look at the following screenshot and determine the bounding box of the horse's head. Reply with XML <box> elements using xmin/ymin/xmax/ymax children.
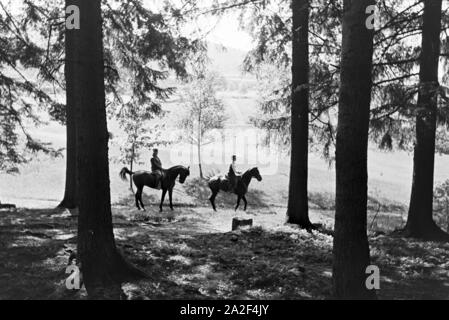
<box><xmin>179</xmin><ymin>166</ymin><xmax>190</xmax><ymax>184</ymax></box>
<box><xmin>251</xmin><ymin>167</ymin><xmax>262</xmax><ymax>182</ymax></box>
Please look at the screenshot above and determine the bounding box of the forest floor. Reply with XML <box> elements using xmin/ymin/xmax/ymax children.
<box><xmin>1</xmin><ymin>184</ymin><xmax>449</xmax><ymax>300</ymax></box>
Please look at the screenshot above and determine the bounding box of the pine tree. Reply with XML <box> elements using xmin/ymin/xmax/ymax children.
<box><xmin>72</xmin><ymin>0</ymin><xmax>145</xmax><ymax>298</ymax></box>
<box><xmin>333</xmin><ymin>0</ymin><xmax>377</xmax><ymax>299</ymax></box>
<box><xmin>0</xmin><ymin>1</ymin><xmax>62</xmax><ymax>176</ymax></box>
<box><xmin>286</xmin><ymin>0</ymin><xmax>314</xmax><ymax>229</ymax></box>
<box><xmin>405</xmin><ymin>0</ymin><xmax>449</xmax><ymax>241</ymax></box>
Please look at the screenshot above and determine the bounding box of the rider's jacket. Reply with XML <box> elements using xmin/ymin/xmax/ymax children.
<box><xmin>151</xmin><ymin>156</ymin><xmax>163</xmax><ymax>174</ymax></box>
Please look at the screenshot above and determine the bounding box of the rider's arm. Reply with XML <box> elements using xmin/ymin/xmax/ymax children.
<box><xmin>231</xmin><ymin>163</ymin><xmax>240</xmax><ymax>175</ymax></box>
<box><xmin>151</xmin><ymin>158</ymin><xmax>163</xmax><ymax>171</ymax></box>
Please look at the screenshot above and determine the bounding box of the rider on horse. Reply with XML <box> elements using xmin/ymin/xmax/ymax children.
<box><xmin>151</xmin><ymin>148</ymin><xmax>163</xmax><ymax>190</ymax></box>
<box><xmin>227</xmin><ymin>155</ymin><xmax>241</xmax><ymax>191</ymax></box>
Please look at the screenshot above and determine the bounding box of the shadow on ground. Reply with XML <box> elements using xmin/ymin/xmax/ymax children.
<box><xmin>118</xmin><ymin>225</ymin><xmax>334</xmax><ymax>299</ymax></box>
<box><xmin>370</xmin><ymin>235</ymin><xmax>449</xmax><ymax>299</ymax></box>
<box><xmin>0</xmin><ymin>203</ymin><xmax>448</xmax><ymax>300</ymax></box>
<box><xmin>0</xmin><ymin>208</ymin><xmax>84</xmax><ymax>299</ymax></box>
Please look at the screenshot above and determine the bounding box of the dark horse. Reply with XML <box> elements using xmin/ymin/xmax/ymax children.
<box><xmin>120</xmin><ymin>166</ymin><xmax>190</xmax><ymax>211</ymax></box>
<box><xmin>208</xmin><ymin>167</ymin><xmax>262</xmax><ymax>211</ymax></box>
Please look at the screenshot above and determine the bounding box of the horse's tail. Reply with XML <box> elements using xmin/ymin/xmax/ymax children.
<box><xmin>205</xmin><ymin>170</ymin><xmax>219</xmax><ymax>181</ymax></box>
<box><xmin>119</xmin><ymin>167</ymin><xmax>134</xmax><ymax>181</ymax></box>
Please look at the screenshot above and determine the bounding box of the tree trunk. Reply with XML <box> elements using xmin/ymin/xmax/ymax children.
<box><xmin>0</xmin><ymin>203</ymin><xmax>16</xmax><ymax>209</ymax></box>
<box><xmin>129</xmin><ymin>143</ymin><xmax>135</xmax><ymax>193</ymax></box>
<box><xmin>58</xmin><ymin>0</ymin><xmax>78</xmax><ymax>210</ymax></box>
<box><xmin>446</xmin><ymin>198</ymin><xmax>449</xmax><ymax>233</ymax></box>
<box><xmin>198</xmin><ymin>143</ymin><xmax>203</xmax><ymax>179</ymax></box>
<box><xmin>198</xmin><ymin>111</ymin><xmax>203</xmax><ymax>179</ymax></box>
<box><xmin>405</xmin><ymin>0</ymin><xmax>448</xmax><ymax>241</ymax></box>
<box><xmin>129</xmin><ymin>159</ymin><xmax>134</xmax><ymax>193</ymax></box>
<box><xmin>71</xmin><ymin>0</ymin><xmax>144</xmax><ymax>299</ymax></box>
<box><xmin>286</xmin><ymin>0</ymin><xmax>313</xmax><ymax>229</ymax></box>
<box><xmin>333</xmin><ymin>0</ymin><xmax>377</xmax><ymax>300</ymax></box>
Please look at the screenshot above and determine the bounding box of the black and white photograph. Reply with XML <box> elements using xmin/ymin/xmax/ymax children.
<box><xmin>0</xmin><ymin>0</ymin><xmax>449</xmax><ymax>304</ymax></box>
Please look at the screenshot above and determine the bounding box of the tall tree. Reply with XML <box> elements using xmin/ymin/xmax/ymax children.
<box><xmin>405</xmin><ymin>0</ymin><xmax>449</xmax><ymax>241</ymax></box>
<box><xmin>59</xmin><ymin>0</ymin><xmax>77</xmax><ymax>209</ymax></box>
<box><xmin>333</xmin><ymin>0</ymin><xmax>377</xmax><ymax>299</ymax></box>
<box><xmin>286</xmin><ymin>0</ymin><xmax>314</xmax><ymax>228</ymax></box>
<box><xmin>242</xmin><ymin>0</ymin><xmax>341</xmax><ymax>162</ymax></box>
<box><xmin>72</xmin><ymin>0</ymin><xmax>144</xmax><ymax>298</ymax></box>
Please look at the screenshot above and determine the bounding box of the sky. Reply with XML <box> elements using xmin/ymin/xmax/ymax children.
<box><xmin>143</xmin><ymin>0</ymin><xmax>254</xmax><ymax>51</ymax></box>
<box><xmin>5</xmin><ymin>0</ymin><xmax>254</xmax><ymax>52</ymax></box>
<box><xmin>195</xmin><ymin>14</ymin><xmax>253</xmax><ymax>51</ymax></box>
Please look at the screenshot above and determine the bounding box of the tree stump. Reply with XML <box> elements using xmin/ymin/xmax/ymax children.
<box><xmin>232</xmin><ymin>218</ymin><xmax>253</xmax><ymax>231</ymax></box>
<box><xmin>0</xmin><ymin>203</ymin><xmax>16</xmax><ymax>210</ymax></box>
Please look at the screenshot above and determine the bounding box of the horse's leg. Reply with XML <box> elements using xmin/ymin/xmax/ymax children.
<box><xmin>169</xmin><ymin>188</ymin><xmax>174</xmax><ymax>211</ymax></box>
<box><xmin>235</xmin><ymin>195</ymin><xmax>242</xmax><ymax>211</ymax></box>
<box><xmin>136</xmin><ymin>187</ymin><xmax>144</xmax><ymax>210</ymax></box>
<box><xmin>160</xmin><ymin>189</ymin><xmax>167</xmax><ymax>212</ymax></box>
<box><xmin>209</xmin><ymin>189</ymin><xmax>218</xmax><ymax>211</ymax></box>
<box><xmin>135</xmin><ymin>192</ymin><xmax>141</xmax><ymax>210</ymax></box>
<box><xmin>138</xmin><ymin>188</ymin><xmax>146</xmax><ymax>211</ymax></box>
<box><xmin>243</xmin><ymin>195</ymin><xmax>248</xmax><ymax>211</ymax></box>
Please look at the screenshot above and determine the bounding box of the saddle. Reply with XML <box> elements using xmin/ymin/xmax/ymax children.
<box><xmin>150</xmin><ymin>170</ymin><xmax>165</xmax><ymax>189</ymax></box>
<box><xmin>220</xmin><ymin>174</ymin><xmax>242</xmax><ymax>192</ymax></box>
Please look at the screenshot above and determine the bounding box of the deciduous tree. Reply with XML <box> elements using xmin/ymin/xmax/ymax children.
<box><xmin>179</xmin><ymin>62</ymin><xmax>226</xmax><ymax>179</ymax></box>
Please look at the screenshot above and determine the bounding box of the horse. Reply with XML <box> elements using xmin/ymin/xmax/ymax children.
<box><xmin>208</xmin><ymin>167</ymin><xmax>262</xmax><ymax>211</ymax></box>
<box><xmin>120</xmin><ymin>165</ymin><xmax>190</xmax><ymax>211</ymax></box>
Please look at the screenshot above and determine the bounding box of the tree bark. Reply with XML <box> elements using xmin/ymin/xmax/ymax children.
<box><xmin>198</xmin><ymin>144</ymin><xmax>203</xmax><ymax>179</ymax></box>
<box><xmin>72</xmin><ymin>0</ymin><xmax>145</xmax><ymax>299</ymax></box>
<box><xmin>58</xmin><ymin>0</ymin><xmax>78</xmax><ymax>210</ymax></box>
<box><xmin>446</xmin><ymin>198</ymin><xmax>449</xmax><ymax>233</ymax></box>
<box><xmin>129</xmin><ymin>143</ymin><xmax>135</xmax><ymax>193</ymax></box>
<box><xmin>198</xmin><ymin>110</ymin><xmax>203</xmax><ymax>179</ymax></box>
<box><xmin>333</xmin><ymin>0</ymin><xmax>377</xmax><ymax>299</ymax></box>
<box><xmin>286</xmin><ymin>0</ymin><xmax>313</xmax><ymax>229</ymax></box>
<box><xmin>405</xmin><ymin>0</ymin><xmax>448</xmax><ymax>241</ymax></box>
